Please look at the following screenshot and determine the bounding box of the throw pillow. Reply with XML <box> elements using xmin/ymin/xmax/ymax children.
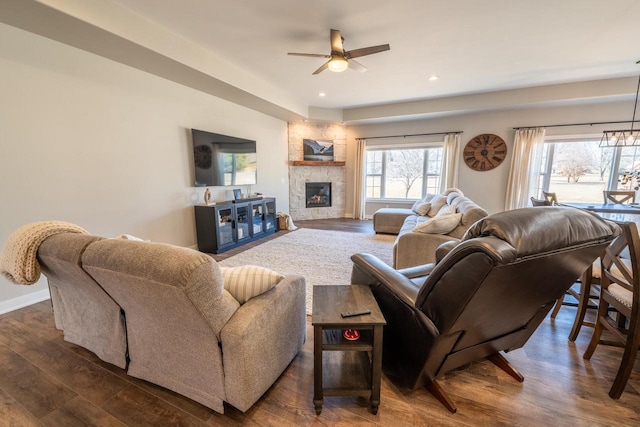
<box><xmin>220</xmin><ymin>265</ymin><xmax>284</xmax><ymax>304</ymax></box>
<box><xmin>412</xmin><ymin>201</ymin><xmax>432</xmax><ymax>216</ymax></box>
<box><xmin>436</xmin><ymin>204</ymin><xmax>457</xmax><ymax>217</ymax></box>
<box><xmin>427</xmin><ymin>195</ymin><xmax>448</xmax><ymax>216</ymax></box>
<box><xmin>413</xmin><ymin>213</ymin><xmax>462</xmax><ymax>234</ymax></box>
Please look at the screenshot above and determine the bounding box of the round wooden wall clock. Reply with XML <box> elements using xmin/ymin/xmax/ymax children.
<box><xmin>463</xmin><ymin>134</ymin><xmax>507</xmax><ymax>171</ymax></box>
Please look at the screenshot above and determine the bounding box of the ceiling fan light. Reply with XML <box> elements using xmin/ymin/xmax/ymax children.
<box><xmin>328</xmin><ymin>56</ymin><xmax>348</xmax><ymax>72</ymax></box>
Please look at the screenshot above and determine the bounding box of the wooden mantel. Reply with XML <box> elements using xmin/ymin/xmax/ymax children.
<box><xmin>291</xmin><ymin>160</ymin><xmax>346</xmax><ymax>166</ymax></box>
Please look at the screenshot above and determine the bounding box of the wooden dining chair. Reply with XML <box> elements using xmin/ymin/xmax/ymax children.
<box><xmin>603</xmin><ymin>190</ymin><xmax>636</xmax><ymax>204</ymax></box>
<box><xmin>530</xmin><ymin>197</ymin><xmax>549</xmax><ymax>207</ymax></box>
<box><xmin>551</xmin><ymin>261</ymin><xmax>602</xmax><ymax>341</ymax></box>
<box><xmin>583</xmin><ymin>221</ymin><xmax>640</xmax><ymax>399</ymax></box>
<box><xmin>543</xmin><ymin>191</ymin><xmax>558</xmax><ymax>205</ymax></box>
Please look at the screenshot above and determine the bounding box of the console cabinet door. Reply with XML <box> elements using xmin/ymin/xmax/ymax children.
<box><xmin>234</xmin><ymin>203</ymin><xmax>251</xmax><ymax>243</ymax></box>
<box><xmin>264</xmin><ymin>198</ymin><xmax>277</xmax><ymax>233</ymax></box>
<box><xmin>251</xmin><ymin>201</ymin><xmax>265</xmax><ymax>237</ymax></box>
<box><xmin>216</xmin><ymin>206</ymin><xmax>236</xmax><ymax>251</ymax></box>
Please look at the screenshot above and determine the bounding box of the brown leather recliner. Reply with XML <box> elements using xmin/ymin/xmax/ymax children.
<box><xmin>351</xmin><ymin>206</ymin><xmax>618</xmax><ymax>413</ymax></box>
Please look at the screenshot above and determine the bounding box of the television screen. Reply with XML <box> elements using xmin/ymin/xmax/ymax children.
<box><xmin>191</xmin><ymin>129</ymin><xmax>257</xmax><ymax>187</ymax></box>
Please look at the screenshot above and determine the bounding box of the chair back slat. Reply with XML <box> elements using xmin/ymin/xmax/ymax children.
<box><xmin>603</xmin><ymin>190</ymin><xmax>635</xmax><ymax>204</ymax></box>
<box><xmin>543</xmin><ymin>191</ymin><xmax>558</xmax><ymax>205</ymax></box>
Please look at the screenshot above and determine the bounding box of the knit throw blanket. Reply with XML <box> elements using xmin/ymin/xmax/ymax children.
<box><xmin>0</xmin><ymin>221</ymin><xmax>89</xmax><ymax>285</ymax></box>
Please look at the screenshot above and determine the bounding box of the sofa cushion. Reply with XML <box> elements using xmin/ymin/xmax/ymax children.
<box><xmin>413</xmin><ymin>213</ymin><xmax>462</xmax><ymax>234</ymax></box>
<box><xmin>220</xmin><ymin>265</ymin><xmax>284</xmax><ymax>304</ymax></box>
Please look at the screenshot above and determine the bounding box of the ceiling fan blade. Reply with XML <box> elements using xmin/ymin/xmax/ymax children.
<box><xmin>346</xmin><ymin>44</ymin><xmax>390</xmax><ymax>59</ymax></box>
<box><xmin>288</xmin><ymin>52</ymin><xmax>330</xmax><ymax>58</ymax></box>
<box><xmin>348</xmin><ymin>59</ymin><xmax>368</xmax><ymax>73</ymax></box>
<box><xmin>312</xmin><ymin>61</ymin><xmax>330</xmax><ymax>75</ymax></box>
<box><xmin>330</xmin><ymin>29</ymin><xmax>344</xmax><ymax>54</ymax></box>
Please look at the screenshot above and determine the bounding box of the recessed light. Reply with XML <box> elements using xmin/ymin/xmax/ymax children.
<box><xmin>428</xmin><ymin>75</ymin><xmax>439</xmax><ymax>81</ymax></box>
<box><xmin>318</xmin><ymin>92</ymin><xmax>326</xmax><ymax>97</ymax></box>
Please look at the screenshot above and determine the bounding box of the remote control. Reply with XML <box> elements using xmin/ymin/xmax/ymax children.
<box><xmin>341</xmin><ymin>309</ymin><xmax>371</xmax><ymax>318</ymax></box>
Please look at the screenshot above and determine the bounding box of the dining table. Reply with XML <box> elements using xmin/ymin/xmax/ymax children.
<box><xmin>558</xmin><ymin>202</ymin><xmax>640</xmax><ymax>224</ymax></box>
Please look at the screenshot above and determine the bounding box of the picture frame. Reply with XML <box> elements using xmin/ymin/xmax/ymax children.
<box><xmin>303</xmin><ymin>139</ymin><xmax>334</xmax><ymax>161</ymax></box>
<box><xmin>233</xmin><ymin>189</ymin><xmax>242</xmax><ymax>200</ymax></box>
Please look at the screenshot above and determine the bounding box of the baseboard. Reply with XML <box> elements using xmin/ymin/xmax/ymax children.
<box><xmin>0</xmin><ymin>288</ymin><xmax>51</xmax><ymax>315</ymax></box>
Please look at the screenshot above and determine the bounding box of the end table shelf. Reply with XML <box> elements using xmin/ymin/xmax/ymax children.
<box><xmin>322</xmin><ymin>329</ymin><xmax>373</xmax><ymax>351</ymax></box>
<box><xmin>312</xmin><ymin>285</ymin><xmax>386</xmax><ymax>415</ymax></box>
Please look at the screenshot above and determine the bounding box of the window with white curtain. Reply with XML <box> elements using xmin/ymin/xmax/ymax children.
<box><xmin>365</xmin><ymin>145</ymin><xmax>443</xmax><ymax>200</ymax></box>
<box><xmin>534</xmin><ymin>138</ymin><xmax>640</xmax><ymax>202</ymax></box>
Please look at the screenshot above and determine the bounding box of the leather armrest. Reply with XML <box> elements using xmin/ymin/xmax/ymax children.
<box><xmin>436</xmin><ymin>240</ymin><xmax>459</xmax><ymax>263</ymax></box>
<box><xmin>396</xmin><ymin>263</ymin><xmax>435</xmax><ymax>278</ymax></box>
<box><xmin>350</xmin><ymin>253</ymin><xmax>421</xmax><ymax>306</ymax></box>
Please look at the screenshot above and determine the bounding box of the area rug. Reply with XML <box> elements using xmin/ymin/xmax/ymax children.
<box><xmin>218</xmin><ymin>228</ymin><xmax>395</xmax><ymax>313</ymax></box>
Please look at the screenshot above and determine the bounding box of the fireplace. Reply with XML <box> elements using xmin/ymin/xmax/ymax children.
<box><xmin>306</xmin><ymin>182</ymin><xmax>331</xmax><ymax>208</ymax></box>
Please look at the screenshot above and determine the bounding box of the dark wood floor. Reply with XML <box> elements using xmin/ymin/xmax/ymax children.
<box><xmin>1</xmin><ymin>219</ymin><xmax>639</xmax><ymax>426</ymax></box>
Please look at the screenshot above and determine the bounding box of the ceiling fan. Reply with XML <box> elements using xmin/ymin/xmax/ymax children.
<box><xmin>288</xmin><ymin>29</ymin><xmax>390</xmax><ymax>75</ymax></box>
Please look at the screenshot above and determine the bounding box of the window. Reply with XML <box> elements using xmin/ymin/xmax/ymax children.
<box><xmin>365</xmin><ymin>146</ymin><xmax>443</xmax><ymax>200</ymax></box>
<box><xmin>536</xmin><ymin>138</ymin><xmax>640</xmax><ymax>203</ymax></box>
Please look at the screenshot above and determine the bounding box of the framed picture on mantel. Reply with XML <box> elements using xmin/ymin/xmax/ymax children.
<box><xmin>303</xmin><ymin>139</ymin><xmax>334</xmax><ymax>161</ymax></box>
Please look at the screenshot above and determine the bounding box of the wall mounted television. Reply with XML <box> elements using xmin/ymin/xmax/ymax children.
<box><xmin>191</xmin><ymin>129</ymin><xmax>257</xmax><ymax>187</ymax></box>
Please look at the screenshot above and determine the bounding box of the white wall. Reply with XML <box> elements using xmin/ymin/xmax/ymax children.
<box><xmin>0</xmin><ymin>24</ymin><xmax>289</xmax><ymax>308</ymax></box>
<box><xmin>347</xmin><ymin>101</ymin><xmax>632</xmax><ymax>216</ymax></box>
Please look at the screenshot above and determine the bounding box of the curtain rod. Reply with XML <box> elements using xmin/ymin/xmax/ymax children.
<box><xmin>355</xmin><ymin>131</ymin><xmax>462</xmax><ymax>141</ymax></box>
<box><xmin>513</xmin><ymin>120</ymin><xmax>640</xmax><ymax>130</ymax></box>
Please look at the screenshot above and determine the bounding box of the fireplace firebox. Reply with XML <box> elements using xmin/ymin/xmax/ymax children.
<box><xmin>306</xmin><ymin>182</ymin><xmax>331</xmax><ymax>208</ymax></box>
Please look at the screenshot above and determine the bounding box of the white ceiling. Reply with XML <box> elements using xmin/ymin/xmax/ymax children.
<box><xmin>110</xmin><ymin>0</ymin><xmax>640</xmax><ymax>110</ymax></box>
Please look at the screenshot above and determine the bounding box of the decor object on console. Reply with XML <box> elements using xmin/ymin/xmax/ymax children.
<box><xmin>600</xmin><ymin>60</ymin><xmax>640</xmax><ymax>147</ymax></box>
<box><xmin>372</xmin><ymin>188</ymin><xmax>488</xmax><ymax>268</ymax></box>
<box><xmin>1</xmin><ymin>224</ymin><xmax>307</xmax><ymax>414</ymax></box>
<box><xmin>351</xmin><ymin>206</ymin><xmax>619</xmax><ymax>413</ymax></box>
<box><xmin>204</xmin><ymin>188</ymin><xmax>212</xmax><ymax>205</ymax></box>
<box><xmin>195</xmin><ymin>197</ymin><xmax>277</xmax><ymax>253</ymax></box>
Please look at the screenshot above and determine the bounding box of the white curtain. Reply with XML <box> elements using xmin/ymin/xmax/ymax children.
<box><xmin>353</xmin><ymin>139</ymin><xmax>367</xmax><ymax>219</ymax></box>
<box><xmin>504</xmin><ymin>128</ymin><xmax>546</xmax><ymax>210</ymax></box>
<box><xmin>439</xmin><ymin>133</ymin><xmax>461</xmax><ymax>192</ymax></box>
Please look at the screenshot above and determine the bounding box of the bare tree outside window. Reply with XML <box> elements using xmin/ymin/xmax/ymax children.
<box><xmin>388</xmin><ymin>150</ymin><xmax>424</xmax><ymax>198</ymax></box>
<box><xmin>364</xmin><ymin>146</ymin><xmax>443</xmax><ymax>200</ymax></box>
<box><xmin>554</xmin><ymin>143</ymin><xmax>596</xmax><ymax>183</ymax></box>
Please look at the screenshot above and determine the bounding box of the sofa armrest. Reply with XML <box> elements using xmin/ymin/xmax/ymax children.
<box><xmin>394</xmin><ymin>232</ymin><xmax>461</xmax><ymax>269</ymax></box>
<box><xmin>220</xmin><ymin>275</ymin><xmax>306</xmax><ymax>412</ymax></box>
<box><xmin>351</xmin><ymin>253</ymin><xmax>420</xmax><ymax>307</ymax></box>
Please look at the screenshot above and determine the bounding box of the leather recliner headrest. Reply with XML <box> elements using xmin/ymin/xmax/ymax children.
<box><xmin>462</xmin><ymin>206</ymin><xmax>620</xmax><ymax>258</ymax></box>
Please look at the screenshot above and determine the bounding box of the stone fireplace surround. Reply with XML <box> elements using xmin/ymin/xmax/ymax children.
<box><xmin>288</xmin><ymin>122</ymin><xmax>346</xmax><ymax>220</ymax></box>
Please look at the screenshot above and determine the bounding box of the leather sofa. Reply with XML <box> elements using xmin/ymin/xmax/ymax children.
<box><xmin>37</xmin><ymin>233</ymin><xmax>306</xmax><ymax>414</ymax></box>
<box><xmin>372</xmin><ymin>189</ymin><xmax>488</xmax><ymax>268</ymax></box>
<box><xmin>351</xmin><ymin>206</ymin><xmax>618</xmax><ymax>412</ymax></box>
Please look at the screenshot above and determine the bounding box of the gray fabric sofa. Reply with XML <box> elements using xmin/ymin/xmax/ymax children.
<box><xmin>37</xmin><ymin>233</ymin><xmax>306</xmax><ymax>414</ymax></box>
<box><xmin>373</xmin><ymin>189</ymin><xmax>488</xmax><ymax>269</ymax></box>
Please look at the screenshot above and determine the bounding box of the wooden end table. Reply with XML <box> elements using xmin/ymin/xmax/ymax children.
<box><xmin>312</xmin><ymin>285</ymin><xmax>386</xmax><ymax>415</ymax></box>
